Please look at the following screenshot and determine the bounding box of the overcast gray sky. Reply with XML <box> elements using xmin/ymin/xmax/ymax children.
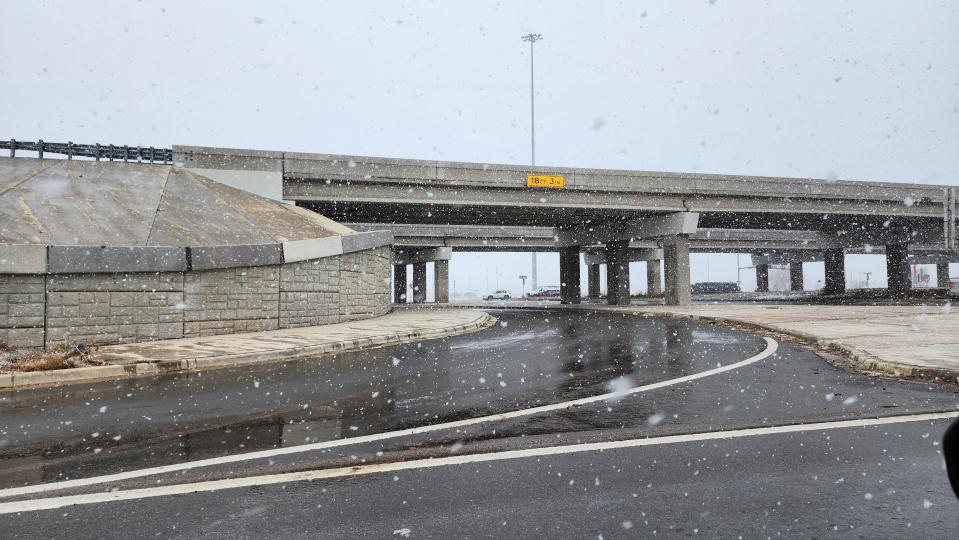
<box><xmin>3</xmin><ymin>1</ymin><xmax>958</xmax><ymax>295</ymax></box>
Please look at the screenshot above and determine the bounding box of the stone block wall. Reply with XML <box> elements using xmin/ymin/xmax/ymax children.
<box><xmin>0</xmin><ymin>275</ymin><xmax>46</xmax><ymax>348</ymax></box>
<box><xmin>339</xmin><ymin>246</ymin><xmax>391</xmax><ymax>321</ymax></box>
<box><xmin>278</xmin><ymin>256</ymin><xmax>341</xmax><ymax>328</ymax></box>
<box><xmin>45</xmin><ymin>273</ymin><xmax>185</xmax><ymax>347</ymax></box>
<box><xmin>183</xmin><ymin>266</ymin><xmax>280</xmax><ymax>338</ymax></box>
<box><xmin>277</xmin><ymin>245</ymin><xmax>390</xmax><ymax>328</ymax></box>
<box><xmin>0</xmin><ymin>246</ymin><xmax>391</xmax><ymax>349</ymax></box>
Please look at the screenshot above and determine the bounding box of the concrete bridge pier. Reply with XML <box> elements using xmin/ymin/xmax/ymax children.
<box><xmin>558</xmin><ymin>212</ymin><xmax>698</xmax><ymax>306</ymax></box>
<box><xmin>663</xmin><ymin>235</ymin><xmax>691</xmax><ymax>306</ymax></box>
<box><xmin>559</xmin><ymin>247</ymin><xmax>582</xmax><ymax>304</ymax></box>
<box><xmin>583</xmin><ymin>248</ymin><xmax>665</xmax><ymax>302</ymax></box>
<box><xmin>393</xmin><ymin>247</ymin><xmax>452</xmax><ymax>304</ymax></box>
<box><xmin>605</xmin><ymin>240</ymin><xmax>631</xmax><ymax>305</ymax></box>
<box><xmin>434</xmin><ymin>259</ymin><xmax>450</xmax><ymax>303</ymax></box>
<box><xmin>885</xmin><ymin>243</ymin><xmax>911</xmax><ymax>294</ymax></box>
<box><xmin>823</xmin><ymin>249</ymin><xmax>846</xmax><ymax>294</ymax></box>
<box><xmin>759</xmin><ymin>252</ymin><xmax>821</xmax><ymax>293</ymax></box>
<box><xmin>755</xmin><ymin>261</ymin><xmax>770</xmax><ymax>293</ymax></box>
<box><xmin>412</xmin><ymin>263</ymin><xmax>428</xmax><ymax>303</ymax></box>
<box><xmin>789</xmin><ymin>262</ymin><xmax>804</xmax><ymax>291</ymax></box>
<box><xmin>393</xmin><ymin>264</ymin><xmax>408</xmax><ymax>303</ymax></box>
<box><xmin>587</xmin><ymin>263</ymin><xmax>601</xmax><ymax>299</ymax></box>
<box><xmin>646</xmin><ymin>260</ymin><xmax>662</xmax><ymax>297</ymax></box>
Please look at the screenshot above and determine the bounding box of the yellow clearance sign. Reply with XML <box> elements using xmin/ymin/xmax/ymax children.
<box><xmin>526</xmin><ymin>174</ymin><xmax>565</xmax><ymax>189</ymax></box>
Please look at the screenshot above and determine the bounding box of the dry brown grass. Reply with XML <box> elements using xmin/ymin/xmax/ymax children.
<box><xmin>0</xmin><ymin>344</ymin><xmax>102</xmax><ymax>373</ymax></box>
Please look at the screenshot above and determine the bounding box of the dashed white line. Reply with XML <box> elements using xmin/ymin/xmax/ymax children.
<box><xmin>0</xmin><ymin>337</ymin><xmax>778</xmax><ymax>500</ymax></box>
<box><xmin>2</xmin><ymin>409</ymin><xmax>956</xmax><ymax>515</ymax></box>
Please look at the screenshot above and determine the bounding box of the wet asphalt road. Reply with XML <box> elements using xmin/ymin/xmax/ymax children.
<box><xmin>1</xmin><ymin>309</ymin><xmax>958</xmax><ymax>538</ymax></box>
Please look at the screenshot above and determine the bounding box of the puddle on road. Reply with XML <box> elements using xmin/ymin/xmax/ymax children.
<box><xmin>450</xmin><ymin>329</ymin><xmax>558</xmax><ymax>351</ymax></box>
<box><xmin>690</xmin><ymin>330</ymin><xmax>744</xmax><ymax>345</ymax></box>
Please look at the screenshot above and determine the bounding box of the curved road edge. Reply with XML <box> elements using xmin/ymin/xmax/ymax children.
<box><xmin>0</xmin><ymin>309</ymin><xmax>497</xmax><ymax>391</ymax></box>
<box><xmin>451</xmin><ymin>301</ymin><xmax>959</xmax><ymax>385</ymax></box>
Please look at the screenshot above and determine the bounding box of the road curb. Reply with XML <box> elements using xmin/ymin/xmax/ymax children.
<box><xmin>559</xmin><ymin>304</ymin><xmax>958</xmax><ymax>384</ymax></box>
<box><xmin>445</xmin><ymin>302</ymin><xmax>959</xmax><ymax>385</ymax></box>
<box><xmin>1</xmin><ymin>312</ymin><xmax>496</xmax><ymax>391</ymax></box>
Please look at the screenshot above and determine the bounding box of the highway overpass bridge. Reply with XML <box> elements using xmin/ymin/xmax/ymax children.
<box><xmin>171</xmin><ymin>145</ymin><xmax>957</xmax><ymax>306</ymax></box>
<box><xmin>4</xmin><ymin>140</ymin><xmax>955</xmax><ymax>306</ymax></box>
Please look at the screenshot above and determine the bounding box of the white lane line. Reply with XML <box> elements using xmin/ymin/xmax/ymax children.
<box><xmin>2</xmin><ymin>409</ymin><xmax>956</xmax><ymax>515</ymax></box>
<box><xmin>0</xmin><ymin>337</ymin><xmax>778</xmax><ymax>500</ymax></box>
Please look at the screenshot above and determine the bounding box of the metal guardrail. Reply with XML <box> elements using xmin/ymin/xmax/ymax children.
<box><xmin>1</xmin><ymin>139</ymin><xmax>173</xmax><ymax>163</ymax></box>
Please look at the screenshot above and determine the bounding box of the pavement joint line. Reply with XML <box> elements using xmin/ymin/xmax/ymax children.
<box><xmin>2</xmin><ymin>409</ymin><xmax>957</xmax><ymax>515</ymax></box>
<box><xmin>0</xmin><ymin>337</ymin><xmax>779</xmax><ymax>500</ymax></box>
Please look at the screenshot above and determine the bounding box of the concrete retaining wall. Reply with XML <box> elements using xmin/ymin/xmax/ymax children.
<box><xmin>0</xmin><ymin>244</ymin><xmax>392</xmax><ymax>349</ymax></box>
<box><xmin>0</xmin><ymin>275</ymin><xmax>46</xmax><ymax>347</ymax></box>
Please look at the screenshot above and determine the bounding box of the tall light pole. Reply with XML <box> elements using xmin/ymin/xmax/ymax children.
<box><xmin>522</xmin><ymin>32</ymin><xmax>543</xmax><ymax>291</ymax></box>
<box><xmin>521</xmin><ymin>32</ymin><xmax>542</xmax><ymax>165</ymax></box>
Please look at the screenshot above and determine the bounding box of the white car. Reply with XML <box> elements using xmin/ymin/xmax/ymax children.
<box><xmin>485</xmin><ymin>290</ymin><xmax>511</xmax><ymax>300</ymax></box>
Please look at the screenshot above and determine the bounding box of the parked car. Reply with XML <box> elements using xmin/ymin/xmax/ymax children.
<box><xmin>485</xmin><ymin>290</ymin><xmax>511</xmax><ymax>300</ymax></box>
<box><xmin>948</xmin><ymin>278</ymin><xmax>959</xmax><ymax>297</ymax></box>
<box><xmin>690</xmin><ymin>282</ymin><xmax>741</xmax><ymax>295</ymax></box>
<box><xmin>527</xmin><ymin>286</ymin><xmax>561</xmax><ymax>300</ymax></box>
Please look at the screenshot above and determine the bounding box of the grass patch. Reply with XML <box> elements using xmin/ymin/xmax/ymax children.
<box><xmin>0</xmin><ymin>344</ymin><xmax>102</xmax><ymax>373</ymax></box>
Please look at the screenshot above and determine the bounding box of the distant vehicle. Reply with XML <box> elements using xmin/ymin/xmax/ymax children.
<box><xmin>947</xmin><ymin>278</ymin><xmax>959</xmax><ymax>297</ymax></box>
<box><xmin>690</xmin><ymin>282</ymin><xmax>741</xmax><ymax>295</ymax></box>
<box><xmin>485</xmin><ymin>290</ymin><xmax>511</xmax><ymax>300</ymax></box>
<box><xmin>527</xmin><ymin>286</ymin><xmax>560</xmax><ymax>299</ymax></box>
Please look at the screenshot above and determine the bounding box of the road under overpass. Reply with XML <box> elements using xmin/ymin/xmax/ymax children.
<box><xmin>174</xmin><ymin>145</ymin><xmax>958</xmax><ymax>306</ymax></box>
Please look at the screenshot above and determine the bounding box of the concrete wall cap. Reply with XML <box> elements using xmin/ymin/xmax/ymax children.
<box><xmin>47</xmin><ymin>246</ymin><xmax>188</xmax><ymax>274</ymax></box>
<box><xmin>340</xmin><ymin>230</ymin><xmax>394</xmax><ymax>255</ymax></box>
<box><xmin>282</xmin><ymin>236</ymin><xmax>344</xmax><ymax>263</ymax></box>
<box><xmin>1</xmin><ymin>233</ymin><xmax>394</xmax><ymax>275</ymax></box>
<box><xmin>0</xmin><ymin>244</ymin><xmax>47</xmax><ymax>274</ymax></box>
<box><xmin>189</xmin><ymin>244</ymin><xmax>284</xmax><ymax>271</ymax></box>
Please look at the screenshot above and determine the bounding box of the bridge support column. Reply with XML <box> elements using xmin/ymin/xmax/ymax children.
<box><xmin>587</xmin><ymin>264</ymin><xmax>601</xmax><ymax>299</ymax></box>
<box><xmin>886</xmin><ymin>243</ymin><xmax>911</xmax><ymax>294</ymax></box>
<box><xmin>606</xmin><ymin>240</ymin><xmax>631</xmax><ymax>305</ymax></box>
<box><xmin>663</xmin><ymin>235</ymin><xmax>691</xmax><ymax>306</ymax></box>
<box><xmin>560</xmin><ymin>247</ymin><xmax>581</xmax><ymax>304</ymax></box>
<box><xmin>393</xmin><ymin>264</ymin><xmax>408</xmax><ymax>303</ymax></box>
<box><xmin>412</xmin><ymin>262</ymin><xmax>427</xmax><ymax>303</ymax></box>
<box><xmin>755</xmin><ymin>263</ymin><xmax>770</xmax><ymax>293</ymax></box>
<box><xmin>789</xmin><ymin>262</ymin><xmax>804</xmax><ymax>292</ymax></box>
<box><xmin>434</xmin><ymin>259</ymin><xmax>449</xmax><ymax>303</ymax></box>
<box><xmin>646</xmin><ymin>260</ymin><xmax>662</xmax><ymax>297</ymax></box>
<box><xmin>938</xmin><ymin>262</ymin><xmax>952</xmax><ymax>288</ymax></box>
<box><xmin>823</xmin><ymin>249</ymin><xmax>845</xmax><ymax>294</ymax></box>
